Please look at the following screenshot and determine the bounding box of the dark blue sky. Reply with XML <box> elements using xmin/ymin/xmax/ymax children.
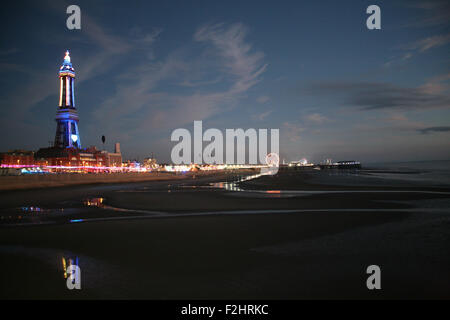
<box><xmin>0</xmin><ymin>0</ymin><xmax>449</xmax><ymax>162</ymax></box>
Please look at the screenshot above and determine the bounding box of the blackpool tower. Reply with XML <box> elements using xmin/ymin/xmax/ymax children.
<box><xmin>54</xmin><ymin>50</ymin><xmax>81</xmax><ymax>149</ymax></box>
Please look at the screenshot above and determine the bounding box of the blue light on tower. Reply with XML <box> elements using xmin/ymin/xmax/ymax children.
<box><xmin>54</xmin><ymin>50</ymin><xmax>81</xmax><ymax>149</ymax></box>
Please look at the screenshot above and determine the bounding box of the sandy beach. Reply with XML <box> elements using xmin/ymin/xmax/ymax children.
<box><xmin>0</xmin><ymin>170</ymin><xmax>243</xmax><ymax>191</ymax></box>
<box><xmin>0</xmin><ymin>168</ymin><xmax>449</xmax><ymax>299</ymax></box>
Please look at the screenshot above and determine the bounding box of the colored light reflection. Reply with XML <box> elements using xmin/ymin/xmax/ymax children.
<box><xmin>62</xmin><ymin>256</ymin><xmax>79</xmax><ymax>280</ymax></box>
<box><xmin>84</xmin><ymin>197</ymin><xmax>105</xmax><ymax>207</ymax></box>
<box><xmin>21</xmin><ymin>206</ymin><xmax>43</xmax><ymax>212</ymax></box>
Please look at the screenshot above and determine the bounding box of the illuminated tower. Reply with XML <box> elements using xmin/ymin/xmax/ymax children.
<box><xmin>54</xmin><ymin>50</ymin><xmax>81</xmax><ymax>149</ymax></box>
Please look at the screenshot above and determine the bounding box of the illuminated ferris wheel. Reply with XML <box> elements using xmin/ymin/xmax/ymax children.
<box><xmin>265</xmin><ymin>152</ymin><xmax>279</xmax><ymax>167</ymax></box>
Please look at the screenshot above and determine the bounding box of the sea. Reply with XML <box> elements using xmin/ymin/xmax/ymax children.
<box><xmin>364</xmin><ymin>160</ymin><xmax>450</xmax><ymax>186</ymax></box>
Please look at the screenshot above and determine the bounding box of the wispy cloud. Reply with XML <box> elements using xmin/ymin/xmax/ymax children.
<box><xmin>90</xmin><ymin>22</ymin><xmax>268</xmax><ymax>138</ymax></box>
<box><xmin>306</xmin><ymin>79</ymin><xmax>450</xmax><ymax>111</ymax></box>
<box><xmin>179</xmin><ymin>77</ymin><xmax>223</xmax><ymax>87</ymax></box>
<box><xmin>404</xmin><ymin>33</ymin><xmax>450</xmax><ymax>52</ymax></box>
<box><xmin>74</xmin><ymin>14</ymin><xmax>140</xmax><ymax>83</ymax></box>
<box><xmin>385</xmin><ymin>33</ymin><xmax>450</xmax><ymax>67</ymax></box>
<box><xmin>252</xmin><ymin>109</ymin><xmax>273</xmax><ymax>121</ymax></box>
<box><xmin>417</xmin><ymin>126</ymin><xmax>450</xmax><ymax>134</ymax></box>
<box><xmin>419</xmin><ymin>73</ymin><xmax>450</xmax><ymax>95</ymax></box>
<box><xmin>305</xmin><ymin>113</ymin><xmax>329</xmax><ymax>124</ymax></box>
<box><xmin>194</xmin><ymin>23</ymin><xmax>268</xmax><ymax>93</ymax></box>
<box><xmin>130</xmin><ymin>27</ymin><xmax>163</xmax><ymax>45</ymax></box>
<box><xmin>384</xmin><ymin>112</ymin><xmax>424</xmax><ymax>131</ymax></box>
<box><xmin>282</xmin><ymin>121</ymin><xmax>305</xmax><ymax>142</ymax></box>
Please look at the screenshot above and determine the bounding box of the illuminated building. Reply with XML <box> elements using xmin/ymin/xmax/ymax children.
<box><xmin>35</xmin><ymin>146</ymin><xmax>108</xmax><ymax>172</ymax></box>
<box><xmin>0</xmin><ymin>150</ymin><xmax>35</xmax><ymax>166</ymax></box>
<box><xmin>54</xmin><ymin>50</ymin><xmax>81</xmax><ymax>149</ymax></box>
<box><xmin>143</xmin><ymin>154</ymin><xmax>159</xmax><ymax>170</ymax></box>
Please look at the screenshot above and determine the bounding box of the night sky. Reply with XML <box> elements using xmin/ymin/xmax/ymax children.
<box><xmin>0</xmin><ymin>0</ymin><xmax>449</xmax><ymax>163</ymax></box>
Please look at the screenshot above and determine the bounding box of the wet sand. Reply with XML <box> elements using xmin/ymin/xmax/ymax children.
<box><xmin>0</xmin><ymin>169</ymin><xmax>449</xmax><ymax>299</ymax></box>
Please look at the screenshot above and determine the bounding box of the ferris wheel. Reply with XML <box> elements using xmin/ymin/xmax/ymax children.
<box><xmin>265</xmin><ymin>152</ymin><xmax>280</xmax><ymax>167</ymax></box>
